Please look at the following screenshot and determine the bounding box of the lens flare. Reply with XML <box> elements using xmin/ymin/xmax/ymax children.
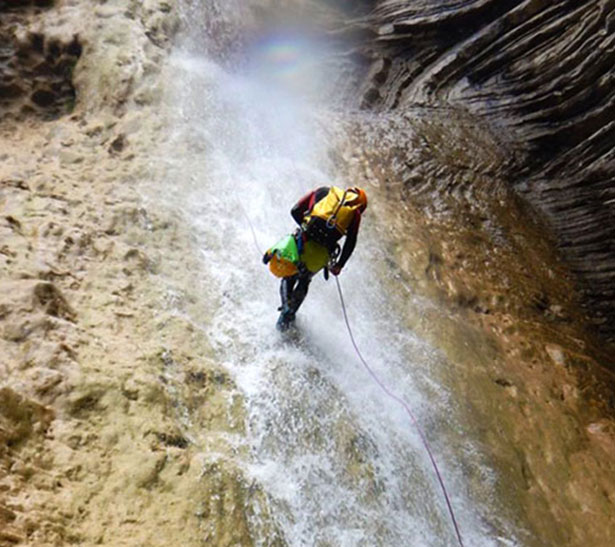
<box><xmin>247</xmin><ymin>31</ymin><xmax>327</xmax><ymax>96</ymax></box>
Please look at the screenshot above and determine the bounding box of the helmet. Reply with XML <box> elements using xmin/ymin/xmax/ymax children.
<box><xmin>346</xmin><ymin>186</ymin><xmax>368</xmax><ymax>212</ymax></box>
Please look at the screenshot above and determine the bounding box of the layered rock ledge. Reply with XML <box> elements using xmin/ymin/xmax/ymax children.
<box><xmin>356</xmin><ymin>0</ymin><xmax>615</xmax><ymax>348</ymax></box>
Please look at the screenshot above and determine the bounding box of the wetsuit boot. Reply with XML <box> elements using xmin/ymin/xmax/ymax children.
<box><xmin>276</xmin><ymin>273</ymin><xmax>311</xmax><ymax>331</ymax></box>
<box><xmin>277</xmin><ymin>276</ymin><xmax>296</xmax><ymax>331</ymax></box>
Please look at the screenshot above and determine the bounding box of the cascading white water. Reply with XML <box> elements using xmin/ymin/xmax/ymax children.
<box><xmin>148</xmin><ymin>1</ymin><xmax>519</xmax><ymax>545</ymax></box>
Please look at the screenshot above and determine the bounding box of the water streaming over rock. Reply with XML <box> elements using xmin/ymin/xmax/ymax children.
<box><xmin>147</xmin><ymin>1</ymin><xmax>519</xmax><ymax>545</ymax></box>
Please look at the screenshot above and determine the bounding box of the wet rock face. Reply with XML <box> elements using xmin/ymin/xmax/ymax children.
<box><xmin>0</xmin><ymin>1</ymin><xmax>270</xmax><ymax>544</ymax></box>
<box><xmin>0</xmin><ymin>0</ymin><xmax>82</xmax><ymax>120</ymax></box>
<box><xmin>360</xmin><ymin>0</ymin><xmax>615</xmax><ymax>345</ymax></box>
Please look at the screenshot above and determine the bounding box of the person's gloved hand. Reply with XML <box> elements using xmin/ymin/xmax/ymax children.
<box><xmin>330</xmin><ymin>263</ymin><xmax>342</xmax><ymax>276</ymax></box>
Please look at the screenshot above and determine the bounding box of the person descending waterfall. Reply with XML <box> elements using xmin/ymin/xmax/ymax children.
<box><xmin>263</xmin><ymin>186</ymin><xmax>367</xmax><ymax>331</ymax></box>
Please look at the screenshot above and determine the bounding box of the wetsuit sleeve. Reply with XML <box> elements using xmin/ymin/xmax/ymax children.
<box><xmin>291</xmin><ymin>191</ymin><xmax>313</xmax><ymax>225</ymax></box>
<box><xmin>290</xmin><ymin>186</ymin><xmax>329</xmax><ymax>226</ymax></box>
<box><xmin>337</xmin><ymin>210</ymin><xmax>361</xmax><ymax>269</ymax></box>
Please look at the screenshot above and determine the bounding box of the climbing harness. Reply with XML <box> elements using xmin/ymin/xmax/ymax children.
<box><xmin>334</xmin><ymin>277</ymin><xmax>465</xmax><ymax>547</ymax></box>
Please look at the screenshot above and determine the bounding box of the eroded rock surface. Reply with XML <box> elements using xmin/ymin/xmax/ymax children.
<box><xmin>357</xmin><ymin>0</ymin><xmax>615</xmax><ymax>346</ymax></box>
<box><xmin>0</xmin><ymin>1</ymin><xmax>274</xmax><ymax>545</ymax></box>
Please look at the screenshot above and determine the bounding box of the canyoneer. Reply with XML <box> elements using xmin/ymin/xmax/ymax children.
<box><xmin>263</xmin><ymin>186</ymin><xmax>367</xmax><ymax>331</ymax></box>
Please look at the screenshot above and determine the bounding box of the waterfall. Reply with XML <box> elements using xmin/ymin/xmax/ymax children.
<box><xmin>146</xmin><ymin>1</ymin><xmax>518</xmax><ymax>545</ymax></box>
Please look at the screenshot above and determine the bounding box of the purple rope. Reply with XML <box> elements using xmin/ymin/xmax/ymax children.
<box><xmin>334</xmin><ymin>277</ymin><xmax>464</xmax><ymax>547</ymax></box>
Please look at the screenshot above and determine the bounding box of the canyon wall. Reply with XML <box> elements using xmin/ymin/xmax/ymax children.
<box><xmin>357</xmin><ymin>0</ymin><xmax>615</xmax><ymax>349</ymax></box>
<box><xmin>2</xmin><ymin>1</ymin><xmax>615</xmax><ymax>546</ymax></box>
<box><xmin>0</xmin><ymin>2</ymin><xmax>274</xmax><ymax>545</ymax></box>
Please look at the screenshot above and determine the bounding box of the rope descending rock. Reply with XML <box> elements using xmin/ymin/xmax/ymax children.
<box><xmin>334</xmin><ymin>276</ymin><xmax>464</xmax><ymax>547</ymax></box>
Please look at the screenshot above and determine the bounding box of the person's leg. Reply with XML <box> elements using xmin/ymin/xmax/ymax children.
<box><xmin>276</xmin><ymin>271</ymin><xmax>312</xmax><ymax>330</ymax></box>
<box><xmin>277</xmin><ymin>275</ymin><xmax>298</xmax><ymax>331</ymax></box>
<box><xmin>287</xmin><ymin>272</ymin><xmax>311</xmax><ymax>316</ymax></box>
<box><xmin>279</xmin><ymin>275</ymin><xmax>297</xmax><ymax>313</ymax></box>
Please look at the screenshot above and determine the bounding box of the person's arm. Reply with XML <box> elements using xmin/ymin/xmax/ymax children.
<box><xmin>291</xmin><ymin>192</ymin><xmax>313</xmax><ymax>225</ymax></box>
<box><xmin>290</xmin><ymin>186</ymin><xmax>329</xmax><ymax>225</ymax></box>
<box><xmin>331</xmin><ymin>210</ymin><xmax>361</xmax><ymax>274</ymax></box>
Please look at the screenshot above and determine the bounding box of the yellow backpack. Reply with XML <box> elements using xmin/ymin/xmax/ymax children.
<box><xmin>303</xmin><ymin>187</ymin><xmax>361</xmax><ymax>247</ymax></box>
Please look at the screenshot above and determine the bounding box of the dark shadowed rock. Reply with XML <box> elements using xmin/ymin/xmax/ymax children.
<box><xmin>0</xmin><ymin>2</ymin><xmax>81</xmax><ymax>121</ymax></box>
